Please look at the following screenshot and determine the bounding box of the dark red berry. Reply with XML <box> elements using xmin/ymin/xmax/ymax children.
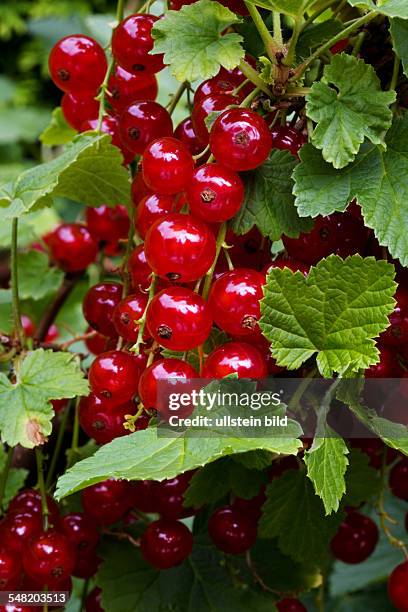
<box><xmin>140</xmin><ymin>519</ymin><xmax>193</xmax><ymax>569</ymax></box>
<box><xmin>86</xmin><ymin>205</ymin><xmax>129</xmax><ymax>243</ymax></box>
<box><xmin>113</xmin><ymin>292</ymin><xmax>148</xmax><ymax>342</ymax></box>
<box><xmin>72</xmin><ymin>547</ymin><xmax>101</xmax><ymax>579</ymax></box>
<box><xmin>20</xmin><ymin>314</ymin><xmax>35</xmax><ymax>337</ymax></box>
<box><xmin>83</xmin><ymin>282</ymin><xmax>123</xmax><ymax>337</ymax></box>
<box><xmin>79</xmin><ymin>393</ymin><xmax>134</xmax><ymax>444</ymax></box>
<box><xmin>129</xmin><ymin>245</ymin><xmax>152</xmax><ymax>291</ymax></box>
<box><xmin>388</xmin><ymin>560</ymin><xmax>408</xmax><ymax>611</ymax></box>
<box><xmin>81</xmin><ymin>479</ymin><xmax>132</xmax><ymax>525</ymax></box>
<box><xmin>142</xmin><ymin>137</ymin><xmax>194</xmax><ymax>195</ymax></box>
<box><xmin>119</xmin><ymin>101</ymin><xmax>173</xmax><ymax>155</ymax></box>
<box><xmin>331</xmin><ymin>38</ymin><xmax>350</xmax><ymax>54</ymax></box>
<box><xmin>174</xmin><ymin>117</ymin><xmax>204</xmax><ymax>156</ymax></box>
<box><xmin>49</xmin><ymin>35</ymin><xmax>107</xmax><ymax>93</ymax></box>
<box><xmin>135</xmin><ymin>193</ymin><xmax>178</xmax><ymax>239</ymax></box>
<box><xmin>263</xmin><ymin>255</ymin><xmax>309</xmax><ymax>276</ymax></box>
<box><xmin>330</xmin><ymin>512</ymin><xmax>378</xmax><ymax>563</ymax></box>
<box><xmin>365</xmin><ymin>345</ymin><xmax>403</xmax><ymax>377</ymax></box>
<box><xmin>61</xmin><ymin>92</ymin><xmax>99</xmax><ymax>130</ymax></box>
<box><xmin>45</xmin><ymin>323</ymin><xmax>59</xmax><ymax>343</ymax></box>
<box><xmin>9</xmin><ymin>489</ymin><xmax>60</xmax><ymax>527</ymax></box>
<box><xmin>202</xmin><ymin>341</ymin><xmax>267</xmax><ymax>378</ymax></box>
<box><xmin>144</xmin><ymin>213</ymin><xmax>216</xmax><ymax>282</ymax></box>
<box><xmin>85</xmin><ymin>329</ymin><xmax>113</xmax><ymax>355</ymax></box>
<box><xmin>208</xmin><ymin>505</ymin><xmax>257</xmax><ymax>554</ymax></box>
<box><xmin>88</xmin><ymin>350</ymin><xmax>141</xmax><ymax>405</ymax></box>
<box><xmin>271</xmin><ymin>124</ymin><xmax>305</xmax><ymax>157</ymax></box>
<box><xmin>186</xmin><ymin>163</ymin><xmax>244</xmax><ymax>222</ymax></box>
<box><xmin>192</xmin><ymin>93</ymin><xmax>238</xmax><ymax>145</ymax></box>
<box><xmin>23</xmin><ymin>530</ymin><xmax>75</xmax><ymax>587</ymax></box>
<box><xmin>232</xmin><ymin>488</ymin><xmax>266</xmax><ymax>522</ymax></box>
<box><xmin>108</xmin><ymin>65</ymin><xmax>158</xmax><ymax>113</ymax></box>
<box><xmin>0</xmin><ymin>512</ymin><xmax>42</xmax><ymax>554</ymax></box>
<box><xmin>129</xmin><ymin>480</ymin><xmax>158</xmax><ymax>513</ymax></box>
<box><xmin>61</xmin><ymin>512</ymin><xmax>100</xmax><ymax>553</ymax></box>
<box><xmin>146</xmin><ymin>286</ymin><xmax>212</xmax><ymax>350</ymax></box>
<box><xmin>138</xmin><ymin>358</ymin><xmax>198</xmax><ymax>409</ymax></box>
<box><xmin>46</xmin><ymin>223</ymin><xmax>98</xmax><ymax>272</ymax></box>
<box><xmin>131</xmin><ymin>171</ymin><xmax>152</xmax><ymax>206</ymax></box>
<box><xmin>81</xmin><ymin>116</ymin><xmax>134</xmax><ymax>165</ymax></box>
<box><xmin>210</xmin><ymin>108</ymin><xmax>272</xmax><ymax>171</ymax></box>
<box><xmin>0</xmin><ymin>548</ymin><xmax>21</xmax><ymax>590</ymax></box>
<box><xmin>151</xmin><ymin>471</ymin><xmax>196</xmax><ymax>520</ymax></box>
<box><xmin>389</xmin><ymin>458</ymin><xmax>408</xmax><ymax>501</ymax></box>
<box><xmin>194</xmin><ymin>75</ymin><xmax>247</xmax><ymax>106</ymax></box>
<box><xmin>111</xmin><ymin>14</ymin><xmax>165</xmax><ymax>74</ymax></box>
<box><xmin>276</xmin><ymin>599</ymin><xmax>307</xmax><ymax>612</ymax></box>
<box><xmin>380</xmin><ymin>288</ymin><xmax>408</xmax><ymax>348</ymax></box>
<box><xmin>85</xmin><ymin>586</ymin><xmax>104</xmax><ymax>612</ymax></box>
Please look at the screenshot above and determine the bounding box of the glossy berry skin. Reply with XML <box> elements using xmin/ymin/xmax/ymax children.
<box><xmin>86</xmin><ymin>205</ymin><xmax>129</xmax><ymax>243</ymax></box>
<box><xmin>330</xmin><ymin>512</ymin><xmax>379</xmax><ymax>564</ymax></box>
<box><xmin>20</xmin><ymin>314</ymin><xmax>35</xmax><ymax>337</ymax></box>
<box><xmin>81</xmin><ymin>116</ymin><xmax>134</xmax><ymax>165</ymax></box>
<box><xmin>380</xmin><ymin>288</ymin><xmax>408</xmax><ymax>348</ymax></box>
<box><xmin>81</xmin><ymin>479</ymin><xmax>132</xmax><ymax>525</ymax></box>
<box><xmin>210</xmin><ymin>108</ymin><xmax>272</xmax><ymax>171</ymax></box>
<box><xmin>119</xmin><ymin>101</ymin><xmax>173</xmax><ymax>155</ymax></box>
<box><xmin>49</xmin><ymin>35</ymin><xmax>107</xmax><ymax>94</ymax></box>
<box><xmin>145</xmin><ymin>214</ymin><xmax>216</xmax><ymax>282</ymax></box>
<box><xmin>129</xmin><ymin>245</ymin><xmax>152</xmax><ymax>291</ymax></box>
<box><xmin>276</xmin><ymin>599</ymin><xmax>307</xmax><ymax>612</ymax></box>
<box><xmin>61</xmin><ymin>513</ymin><xmax>100</xmax><ymax>553</ymax></box>
<box><xmin>233</xmin><ymin>489</ymin><xmax>266</xmax><ymax>522</ymax></box>
<box><xmin>140</xmin><ymin>519</ymin><xmax>193</xmax><ymax>569</ymax></box>
<box><xmin>152</xmin><ymin>472</ymin><xmax>196</xmax><ymax>520</ymax></box>
<box><xmin>111</xmin><ymin>14</ymin><xmax>164</xmax><ymax>74</ymax></box>
<box><xmin>9</xmin><ymin>489</ymin><xmax>60</xmax><ymax>527</ymax></box>
<box><xmin>186</xmin><ymin>163</ymin><xmax>244</xmax><ymax>223</ymax></box>
<box><xmin>192</xmin><ymin>93</ymin><xmax>238</xmax><ymax>145</ymax></box>
<box><xmin>83</xmin><ymin>282</ymin><xmax>123</xmax><ymax>338</ymax></box>
<box><xmin>146</xmin><ymin>286</ymin><xmax>212</xmax><ymax>350</ymax></box>
<box><xmin>88</xmin><ymin>350</ymin><xmax>141</xmax><ymax>405</ymax></box>
<box><xmin>194</xmin><ymin>76</ymin><xmax>246</xmax><ymax>106</ymax></box>
<box><xmin>79</xmin><ymin>393</ymin><xmax>134</xmax><ymax>444</ymax></box>
<box><xmin>142</xmin><ymin>137</ymin><xmax>194</xmax><ymax>195</ymax></box>
<box><xmin>0</xmin><ymin>512</ymin><xmax>42</xmax><ymax>554</ymax></box>
<box><xmin>130</xmin><ymin>480</ymin><xmax>158</xmax><ymax>513</ymax></box>
<box><xmin>138</xmin><ymin>358</ymin><xmax>198</xmax><ymax>409</ymax></box>
<box><xmin>131</xmin><ymin>171</ymin><xmax>152</xmax><ymax>206</ymax></box>
<box><xmin>85</xmin><ymin>587</ymin><xmax>103</xmax><ymax>612</ymax></box>
<box><xmin>271</xmin><ymin>124</ymin><xmax>305</xmax><ymax>157</ymax></box>
<box><xmin>202</xmin><ymin>342</ymin><xmax>267</xmax><ymax>379</ymax></box>
<box><xmin>365</xmin><ymin>345</ymin><xmax>403</xmax><ymax>377</ymax></box>
<box><xmin>113</xmin><ymin>293</ymin><xmax>148</xmax><ymax>342</ymax></box>
<box><xmin>389</xmin><ymin>458</ymin><xmax>408</xmax><ymax>501</ymax></box>
<box><xmin>61</xmin><ymin>92</ymin><xmax>99</xmax><ymax>130</ymax></box>
<box><xmin>72</xmin><ymin>548</ymin><xmax>101</xmax><ymax>579</ymax></box>
<box><xmin>85</xmin><ymin>330</ymin><xmax>114</xmax><ymax>355</ymax></box>
<box><xmin>208</xmin><ymin>505</ymin><xmax>257</xmax><ymax>554</ymax></box>
<box><xmin>46</xmin><ymin>223</ymin><xmax>98</xmax><ymax>272</ymax></box>
<box><xmin>23</xmin><ymin>530</ymin><xmax>75</xmax><ymax>587</ymax></box>
<box><xmin>107</xmin><ymin>65</ymin><xmax>158</xmax><ymax>113</ymax></box>
<box><xmin>208</xmin><ymin>269</ymin><xmax>265</xmax><ymax>338</ymax></box>
<box><xmin>0</xmin><ymin>548</ymin><xmax>21</xmax><ymax>589</ymax></box>
<box><xmin>135</xmin><ymin>193</ymin><xmax>178</xmax><ymax>239</ymax></box>
<box><xmin>174</xmin><ymin>117</ymin><xmax>204</xmax><ymax>156</ymax></box>
<box><xmin>388</xmin><ymin>560</ymin><xmax>408</xmax><ymax>611</ymax></box>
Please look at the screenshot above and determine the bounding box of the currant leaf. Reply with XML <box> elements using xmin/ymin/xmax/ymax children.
<box><xmin>297</xmin><ymin>20</ymin><xmax>344</xmax><ymax>61</ymax></box>
<box><xmin>260</xmin><ymin>255</ymin><xmax>397</xmax><ymax>377</ymax></box>
<box><xmin>305</xmin><ymin>437</ymin><xmax>349</xmax><ymax>515</ymax></box>
<box><xmin>306</xmin><ymin>54</ymin><xmax>395</xmax><ymax>169</ymax></box>
<box><xmin>0</xmin><ymin>349</ymin><xmax>89</xmax><ymax>448</ymax></box>
<box><xmin>342</xmin><ymin>449</ymin><xmax>380</xmax><ymax>509</ymax></box>
<box><xmin>266</xmin><ymin>0</ymin><xmax>317</xmax><ymax>17</ymax></box>
<box><xmin>151</xmin><ymin>0</ymin><xmax>245</xmax><ymax>82</ymax></box>
<box><xmin>17</xmin><ymin>250</ymin><xmax>64</xmax><ymax>300</ymax></box>
<box><xmin>0</xmin><ymin>446</ymin><xmax>28</xmax><ymax>510</ymax></box>
<box><xmin>40</xmin><ymin>107</ymin><xmax>76</xmax><ymax>147</ymax></box>
<box><xmin>230</xmin><ymin>150</ymin><xmax>313</xmax><ymax>240</ymax></box>
<box><xmin>390</xmin><ymin>18</ymin><xmax>408</xmax><ymax>77</ymax></box>
<box><xmin>347</xmin><ymin>0</ymin><xmax>408</xmax><ymax>19</ymax></box>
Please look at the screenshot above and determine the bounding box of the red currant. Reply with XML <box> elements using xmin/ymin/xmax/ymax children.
<box><xmin>330</xmin><ymin>512</ymin><xmax>378</xmax><ymax>563</ymax></box>
<box><xmin>331</xmin><ymin>38</ymin><xmax>350</xmax><ymax>54</ymax></box>
<box><xmin>192</xmin><ymin>93</ymin><xmax>238</xmax><ymax>145</ymax></box>
<box><xmin>140</xmin><ymin>519</ymin><xmax>193</xmax><ymax>569</ymax></box>
<box><xmin>129</xmin><ymin>245</ymin><xmax>152</xmax><ymax>292</ymax></box>
<box><xmin>138</xmin><ymin>358</ymin><xmax>198</xmax><ymax>409</ymax></box>
<box><xmin>81</xmin><ymin>116</ymin><xmax>134</xmax><ymax>165</ymax></box>
<box><xmin>61</xmin><ymin>513</ymin><xmax>100</xmax><ymax>553</ymax></box>
<box><xmin>271</xmin><ymin>124</ymin><xmax>305</xmax><ymax>157</ymax></box>
<box><xmin>111</xmin><ymin>14</ymin><xmax>165</xmax><ymax>74</ymax></box>
<box><xmin>389</xmin><ymin>458</ymin><xmax>408</xmax><ymax>501</ymax></box>
<box><xmin>83</xmin><ymin>282</ymin><xmax>123</xmax><ymax>337</ymax></box>
<box><xmin>86</xmin><ymin>205</ymin><xmax>129</xmax><ymax>243</ymax></box>
<box><xmin>186</xmin><ymin>163</ymin><xmax>244</xmax><ymax>222</ymax></box>
<box><xmin>146</xmin><ymin>286</ymin><xmax>212</xmax><ymax>350</ymax></box>
<box><xmin>142</xmin><ymin>137</ymin><xmax>194</xmax><ymax>195</ymax></box>
<box><xmin>49</xmin><ymin>35</ymin><xmax>107</xmax><ymax>93</ymax></box>
<box><xmin>112</xmin><ymin>292</ymin><xmax>148</xmax><ymax>342</ymax></box>
<box><xmin>194</xmin><ymin>75</ymin><xmax>247</xmax><ymax>105</ymax></box>
<box><xmin>380</xmin><ymin>288</ymin><xmax>408</xmax><ymax>348</ymax></box>
<box><xmin>151</xmin><ymin>471</ymin><xmax>196</xmax><ymax>519</ymax></box>
<box><xmin>208</xmin><ymin>268</ymin><xmax>265</xmax><ymax>338</ymax></box>
<box><xmin>9</xmin><ymin>489</ymin><xmax>60</xmax><ymax>527</ymax></box>
<box><xmin>45</xmin><ymin>323</ymin><xmax>59</xmax><ymax>343</ymax></box>
<box><xmin>85</xmin><ymin>330</ymin><xmax>113</xmax><ymax>355</ymax></box>
<box><xmin>365</xmin><ymin>345</ymin><xmax>403</xmax><ymax>377</ymax></box>
<box><xmin>0</xmin><ymin>512</ymin><xmax>42</xmax><ymax>554</ymax></box>
<box><xmin>131</xmin><ymin>171</ymin><xmax>152</xmax><ymax>206</ymax></box>
<box><xmin>202</xmin><ymin>341</ymin><xmax>267</xmax><ymax>378</ymax></box>
<box><xmin>232</xmin><ymin>488</ymin><xmax>266</xmax><ymax>522</ymax></box>
<box><xmin>0</xmin><ymin>548</ymin><xmax>21</xmax><ymax>590</ymax></box>
<box><xmin>23</xmin><ymin>530</ymin><xmax>75</xmax><ymax>587</ymax></box>
<box><xmin>389</xmin><ymin>560</ymin><xmax>408</xmax><ymax>611</ymax></box>
<box><xmin>20</xmin><ymin>314</ymin><xmax>35</xmax><ymax>337</ymax></box>
<box><xmin>135</xmin><ymin>193</ymin><xmax>178</xmax><ymax>239</ymax></box>
<box><xmin>61</xmin><ymin>92</ymin><xmax>99</xmax><ymax>130</ymax></box>
<box><xmin>46</xmin><ymin>224</ymin><xmax>98</xmax><ymax>272</ymax></box>
<box><xmin>208</xmin><ymin>505</ymin><xmax>257</xmax><ymax>554</ymax></box>
<box><xmin>144</xmin><ymin>213</ymin><xmax>216</xmax><ymax>282</ymax></box>
<box><xmin>85</xmin><ymin>587</ymin><xmax>104</xmax><ymax>612</ymax></box>
<box><xmin>72</xmin><ymin>548</ymin><xmax>101</xmax><ymax>579</ymax></box>
<box><xmin>276</xmin><ymin>599</ymin><xmax>307</xmax><ymax>612</ymax></box>
<box><xmin>174</xmin><ymin>117</ymin><xmax>204</xmax><ymax>156</ymax></box>
<box><xmin>108</xmin><ymin>65</ymin><xmax>158</xmax><ymax>113</ymax></box>
<box><xmin>119</xmin><ymin>101</ymin><xmax>173</xmax><ymax>155</ymax></box>
<box><xmin>79</xmin><ymin>392</ymin><xmax>134</xmax><ymax>444</ymax></box>
<box><xmin>82</xmin><ymin>479</ymin><xmax>132</xmax><ymax>525</ymax></box>
<box><xmin>129</xmin><ymin>480</ymin><xmax>158</xmax><ymax>513</ymax></box>
<box><xmin>210</xmin><ymin>108</ymin><xmax>272</xmax><ymax>171</ymax></box>
<box><xmin>88</xmin><ymin>350</ymin><xmax>141</xmax><ymax>405</ymax></box>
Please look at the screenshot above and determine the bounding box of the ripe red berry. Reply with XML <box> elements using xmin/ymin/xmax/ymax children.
<box><xmin>210</xmin><ymin>108</ymin><xmax>272</xmax><ymax>171</ymax></box>
<box><xmin>186</xmin><ymin>163</ymin><xmax>244</xmax><ymax>222</ymax></box>
<box><xmin>49</xmin><ymin>35</ymin><xmax>107</xmax><ymax>93</ymax></box>
<box><xmin>271</xmin><ymin>124</ymin><xmax>305</xmax><ymax>157</ymax></box>
<box><xmin>9</xmin><ymin>489</ymin><xmax>60</xmax><ymax>527</ymax></box>
<box><xmin>389</xmin><ymin>458</ymin><xmax>408</xmax><ymax>501</ymax></box>
<box><xmin>119</xmin><ymin>101</ymin><xmax>173</xmax><ymax>155</ymax></box>
<box><xmin>107</xmin><ymin>65</ymin><xmax>158</xmax><ymax>113</ymax></box>
<box><xmin>202</xmin><ymin>342</ymin><xmax>267</xmax><ymax>378</ymax></box>
<box><xmin>140</xmin><ymin>519</ymin><xmax>193</xmax><ymax>569</ymax></box>
<box><xmin>23</xmin><ymin>530</ymin><xmax>75</xmax><ymax>587</ymax></box>
<box><xmin>192</xmin><ymin>93</ymin><xmax>238</xmax><ymax>145</ymax></box>
<box><xmin>85</xmin><ymin>330</ymin><xmax>113</xmax><ymax>355</ymax></box>
<box><xmin>79</xmin><ymin>392</ymin><xmax>134</xmax><ymax>444</ymax></box>
<box><xmin>135</xmin><ymin>193</ymin><xmax>178</xmax><ymax>239</ymax></box>
<box><xmin>389</xmin><ymin>560</ymin><xmax>408</xmax><ymax>611</ymax></box>
<box><xmin>208</xmin><ymin>505</ymin><xmax>257</xmax><ymax>554</ymax></box>
<box><xmin>61</xmin><ymin>92</ymin><xmax>99</xmax><ymax>130</ymax></box>
<box><xmin>142</xmin><ymin>137</ymin><xmax>194</xmax><ymax>195</ymax></box>
<box><xmin>111</xmin><ymin>14</ymin><xmax>165</xmax><ymax>74</ymax></box>
<box><xmin>81</xmin><ymin>115</ymin><xmax>134</xmax><ymax>165</ymax></box>
<box><xmin>83</xmin><ymin>282</ymin><xmax>123</xmax><ymax>337</ymax></box>
<box><xmin>85</xmin><ymin>586</ymin><xmax>103</xmax><ymax>612</ymax></box>
<box><xmin>208</xmin><ymin>268</ymin><xmax>265</xmax><ymax>338</ymax></box>
<box><xmin>151</xmin><ymin>472</ymin><xmax>196</xmax><ymax>519</ymax></box>
<box><xmin>194</xmin><ymin>75</ymin><xmax>248</xmax><ymax>106</ymax></box>
<box><xmin>330</xmin><ymin>512</ymin><xmax>379</xmax><ymax>563</ymax></box>
<box><xmin>380</xmin><ymin>288</ymin><xmax>408</xmax><ymax>348</ymax></box>
<box><xmin>138</xmin><ymin>358</ymin><xmax>198</xmax><ymax>409</ymax></box>
<box><xmin>129</xmin><ymin>245</ymin><xmax>152</xmax><ymax>291</ymax></box>
<box><xmin>144</xmin><ymin>213</ymin><xmax>216</xmax><ymax>282</ymax></box>
<box><xmin>232</xmin><ymin>488</ymin><xmax>266</xmax><ymax>522</ymax></box>
<box><xmin>365</xmin><ymin>345</ymin><xmax>403</xmax><ymax>377</ymax></box>
<box><xmin>174</xmin><ymin>117</ymin><xmax>204</xmax><ymax>156</ymax></box>
<box><xmin>88</xmin><ymin>350</ymin><xmax>141</xmax><ymax>405</ymax></box>
<box><xmin>0</xmin><ymin>548</ymin><xmax>21</xmax><ymax>590</ymax></box>
<box><xmin>46</xmin><ymin>223</ymin><xmax>98</xmax><ymax>272</ymax></box>
<box><xmin>0</xmin><ymin>512</ymin><xmax>42</xmax><ymax>554</ymax></box>
<box><xmin>276</xmin><ymin>599</ymin><xmax>307</xmax><ymax>612</ymax></box>
<box><xmin>72</xmin><ymin>547</ymin><xmax>101</xmax><ymax>579</ymax></box>
<box><xmin>81</xmin><ymin>479</ymin><xmax>132</xmax><ymax>525</ymax></box>
<box><xmin>146</xmin><ymin>286</ymin><xmax>212</xmax><ymax>350</ymax></box>
<box><xmin>20</xmin><ymin>314</ymin><xmax>35</xmax><ymax>337</ymax></box>
<box><xmin>61</xmin><ymin>513</ymin><xmax>100</xmax><ymax>553</ymax></box>
<box><xmin>131</xmin><ymin>171</ymin><xmax>152</xmax><ymax>206</ymax></box>
<box><xmin>45</xmin><ymin>323</ymin><xmax>59</xmax><ymax>343</ymax></box>
<box><xmin>86</xmin><ymin>205</ymin><xmax>129</xmax><ymax>243</ymax></box>
<box><xmin>129</xmin><ymin>480</ymin><xmax>158</xmax><ymax>513</ymax></box>
<box><xmin>113</xmin><ymin>293</ymin><xmax>148</xmax><ymax>342</ymax></box>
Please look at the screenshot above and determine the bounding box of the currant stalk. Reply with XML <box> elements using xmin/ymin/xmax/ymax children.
<box><xmin>10</xmin><ymin>218</ymin><xmax>24</xmax><ymax>346</ymax></box>
<box><xmin>0</xmin><ymin>446</ymin><xmax>14</xmax><ymax>513</ymax></box>
<box><xmin>244</xmin><ymin>1</ymin><xmax>281</xmax><ymax>61</ymax></box>
<box><xmin>35</xmin><ymin>448</ymin><xmax>49</xmax><ymax>531</ymax></box>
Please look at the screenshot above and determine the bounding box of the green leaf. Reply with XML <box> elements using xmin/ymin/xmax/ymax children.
<box><xmin>267</xmin><ymin>0</ymin><xmax>317</xmax><ymax>17</ymax></box>
<box><xmin>259</xmin><ymin>469</ymin><xmax>343</xmax><ymax>564</ymax></box>
<box><xmin>55</xmin><ymin>426</ymin><xmax>301</xmax><ymax>500</ymax></box>
<box><xmin>0</xmin><ymin>209</ymin><xmax>59</xmax><ymax>249</ymax></box>
<box><xmin>0</xmin><ymin>133</ymin><xmax>130</xmax><ymax>220</ymax></box>
<box><xmin>305</xmin><ymin>437</ymin><xmax>349</xmax><ymax>515</ymax></box>
<box><xmin>347</xmin><ymin>0</ymin><xmax>408</xmax><ymax>19</ymax></box>
<box><xmin>231</xmin><ymin>449</ymin><xmax>272</xmax><ymax>470</ymax></box>
<box><xmin>342</xmin><ymin>449</ymin><xmax>380</xmax><ymax>508</ymax></box>
<box><xmin>151</xmin><ymin>0</ymin><xmax>245</xmax><ymax>83</ymax></box>
<box><xmin>0</xmin><ymin>446</ymin><xmax>28</xmax><ymax>510</ymax></box>
<box><xmin>40</xmin><ymin>107</ymin><xmax>77</xmax><ymax>146</ymax></box>
<box><xmin>297</xmin><ymin>20</ymin><xmax>344</xmax><ymax>61</ymax></box>
<box><xmin>306</xmin><ymin>54</ymin><xmax>395</xmax><ymax>169</ymax></box>
<box><xmin>162</xmin><ymin>328</ymin><xmax>229</xmax><ymax>371</ymax></box>
<box><xmin>390</xmin><ymin>18</ymin><xmax>408</xmax><ymax>77</ymax></box>
<box><xmin>0</xmin><ymin>349</ymin><xmax>89</xmax><ymax>448</ymax></box>
<box><xmin>230</xmin><ymin>150</ymin><xmax>313</xmax><ymax>240</ymax></box>
<box><xmin>260</xmin><ymin>255</ymin><xmax>397</xmax><ymax>377</ymax></box>
<box><xmin>18</xmin><ymin>250</ymin><xmax>64</xmax><ymax>300</ymax></box>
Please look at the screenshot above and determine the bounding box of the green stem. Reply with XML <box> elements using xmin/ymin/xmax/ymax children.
<box><xmin>301</xmin><ymin>0</ymin><xmax>340</xmax><ymax>32</ymax></box>
<box><xmin>67</xmin><ymin>399</ymin><xmax>80</xmax><ymax>469</ymax></box>
<box><xmin>284</xmin><ymin>13</ymin><xmax>304</xmax><ymax>66</ymax></box>
<box><xmin>240</xmin><ymin>86</ymin><xmax>260</xmax><ymax>108</ymax></box>
<box><xmin>244</xmin><ymin>1</ymin><xmax>281</xmax><ymax>61</ymax></box>
<box><xmin>35</xmin><ymin>448</ymin><xmax>49</xmax><ymax>531</ymax></box>
<box><xmin>273</xmin><ymin>11</ymin><xmax>283</xmax><ymax>46</ymax></box>
<box><xmin>239</xmin><ymin>59</ymin><xmax>273</xmax><ymax>97</ymax></box>
<box><xmin>167</xmin><ymin>81</ymin><xmax>188</xmax><ymax>116</ymax></box>
<box><xmin>80</xmin><ymin>578</ymin><xmax>90</xmax><ymax>612</ymax></box>
<box><xmin>351</xmin><ymin>31</ymin><xmax>365</xmax><ymax>56</ymax></box>
<box><xmin>116</xmin><ymin>0</ymin><xmax>125</xmax><ymax>21</ymax></box>
<box><xmin>130</xmin><ymin>274</ymin><xmax>157</xmax><ymax>353</ymax></box>
<box><xmin>202</xmin><ymin>223</ymin><xmax>227</xmax><ymax>300</ymax></box>
<box><xmin>285</xmin><ymin>86</ymin><xmax>312</xmax><ymax>96</ymax></box>
<box><xmin>0</xmin><ymin>446</ymin><xmax>14</xmax><ymax>513</ymax></box>
<box><xmin>11</xmin><ymin>218</ymin><xmax>24</xmax><ymax>346</ymax></box>
<box><xmin>45</xmin><ymin>402</ymin><xmax>71</xmax><ymax>491</ymax></box>
<box><xmin>389</xmin><ymin>54</ymin><xmax>400</xmax><ymax>92</ymax></box>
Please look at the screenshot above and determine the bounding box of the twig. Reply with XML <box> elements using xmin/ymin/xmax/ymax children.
<box><xmin>11</xmin><ymin>218</ymin><xmax>24</xmax><ymax>346</ymax></box>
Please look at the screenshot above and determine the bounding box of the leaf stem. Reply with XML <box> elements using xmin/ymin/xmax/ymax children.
<box><xmin>239</xmin><ymin>59</ymin><xmax>273</xmax><ymax>97</ymax></box>
<box><xmin>166</xmin><ymin>81</ymin><xmax>188</xmax><ymax>116</ymax></box>
<box><xmin>130</xmin><ymin>274</ymin><xmax>157</xmax><ymax>353</ymax></box>
<box><xmin>273</xmin><ymin>11</ymin><xmax>283</xmax><ymax>46</ymax></box>
<box><xmin>244</xmin><ymin>1</ymin><xmax>281</xmax><ymax>62</ymax></box>
<box><xmin>389</xmin><ymin>54</ymin><xmax>400</xmax><ymax>92</ymax></box>
<box><xmin>301</xmin><ymin>0</ymin><xmax>340</xmax><ymax>32</ymax></box>
<box><xmin>67</xmin><ymin>398</ymin><xmax>80</xmax><ymax>470</ymax></box>
<box><xmin>35</xmin><ymin>448</ymin><xmax>49</xmax><ymax>530</ymax></box>
<box><xmin>0</xmin><ymin>445</ymin><xmax>14</xmax><ymax>513</ymax></box>
<box><xmin>284</xmin><ymin>13</ymin><xmax>304</xmax><ymax>66</ymax></box>
<box><xmin>45</xmin><ymin>402</ymin><xmax>71</xmax><ymax>491</ymax></box>
<box><xmin>11</xmin><ymin>218</ymin><xmax>24</xmax><ymax>346</ymax></box>
<box><xmin>202</xmin><ymin>222</ymin><xmax>227</xmax><ymax>300</ymax></box>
